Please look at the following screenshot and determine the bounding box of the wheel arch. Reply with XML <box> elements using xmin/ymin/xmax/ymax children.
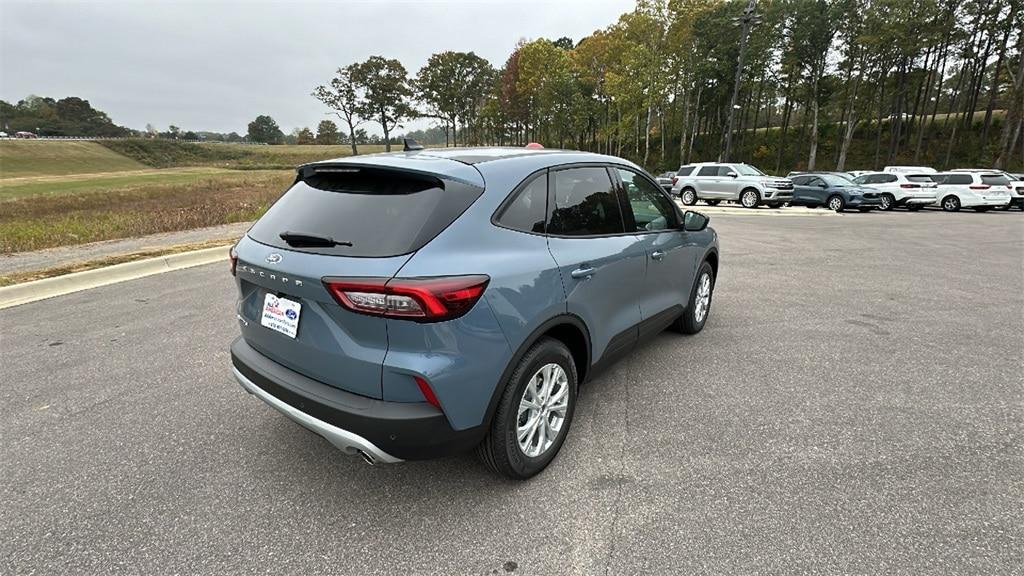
<box><xmin>480</xmin><ymin>314</ymin><xmax>591</xmax><ymax>428</ymax></box>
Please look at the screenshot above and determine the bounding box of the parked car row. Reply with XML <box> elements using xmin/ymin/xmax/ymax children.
<box><xmin>668</xmin><ymin>162</ymin><xmax>1023</xmax><ymax>212</ymax></box>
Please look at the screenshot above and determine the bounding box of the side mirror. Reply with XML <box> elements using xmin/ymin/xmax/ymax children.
<box><xmin>726</xmin><ymin>171</ymin><xmax>738</xmax><ymax>178</ymax></box>
<box><xmin>682</xmin><ymin>210</ymin><xmax>710</xmax><ymax>232</ymax></box>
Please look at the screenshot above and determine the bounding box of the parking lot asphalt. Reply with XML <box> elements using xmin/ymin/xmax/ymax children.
<box><xmin>2</xmin><ymin>210</ymin><xmax>1022</xmax><ymax>575</ymax></box>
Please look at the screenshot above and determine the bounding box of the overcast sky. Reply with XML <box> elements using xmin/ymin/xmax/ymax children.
<box><xmin>1</xmin><ymin>0</ymin><xmax>635</xmax><ymax>135</ymax></box>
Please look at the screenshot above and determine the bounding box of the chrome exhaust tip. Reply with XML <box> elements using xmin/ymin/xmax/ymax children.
<box><xmin>356</xmin><ymin>450</ymin><xmax>375</xmax><ymax>466</ymax></box>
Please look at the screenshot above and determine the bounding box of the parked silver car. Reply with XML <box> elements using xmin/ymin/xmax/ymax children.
<box><xmin>673</xmin><ymin>162</ymin><xmax>793</xmax><ymax>208</ymax></box>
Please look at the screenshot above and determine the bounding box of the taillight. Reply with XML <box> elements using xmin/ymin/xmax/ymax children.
<box><xmin>323</xmin><ymin>275</ymin><xmax>490</xmax><ymax>322</ymax></box>
<box><xmin>969</xmin><ymin>184</ymin><xmax>990</xmax><ymax>190</ymax></box>
<box><xmin>900</xmin><ymin>183</ymin><xmax>920</xmax><ymax>188</ymax></box>
<box><xmin>671</xmin><ymin>176</ymin><xmax>678</xmax><ymax>185</ymax></box>
<box><xmin>229</xmin><ymin>245</ymin><xmax>238</xmax><ymax>276</ymax></box>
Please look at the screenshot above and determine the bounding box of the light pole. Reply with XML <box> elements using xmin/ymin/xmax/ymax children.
<box><xmin>722</xmin><ymin>0</ymin><xmax>761</xmax><ymax>162</ymax></box>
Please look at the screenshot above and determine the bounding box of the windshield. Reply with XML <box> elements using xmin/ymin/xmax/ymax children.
<box><xmin>733</xmin><ymin>164</ymin><xmax>766</xmax><ymax>176</ymax></box>
<box><xmin>820</xmin><ymin>174</ymin><xmax>854</xmax><ymax>186</ymax></box>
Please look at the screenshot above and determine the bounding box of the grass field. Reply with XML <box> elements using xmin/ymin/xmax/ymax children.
<box><xmin>0</xmin><ymin>141</ymin><xmax>147</xmax><ymax>178</ymax></box>
<box><xmin>0</xmin><ymin>139</ymin><xmax>364</xmax><ymax>253</ymax></box>
<box><xmin>0</xmin><ymin>170</ymin><xmax>293</xmax><ymax>253</ymax></box>
<box><xmin>98</xmin><ymin>140</ymin><xmax>392</xmax><ymax>170</ymax></box>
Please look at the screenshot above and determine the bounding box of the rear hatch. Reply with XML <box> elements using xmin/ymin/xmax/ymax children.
<box><xmin>234</xmin><ymin>160</ymin><xmax>484</xmax><ymax>399</ymax></box>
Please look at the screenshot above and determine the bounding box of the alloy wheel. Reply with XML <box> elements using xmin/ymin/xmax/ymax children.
<box><xmin>828</xmin><ymin>196</ymin><xmax>844</xmax><ymax>211</ymax></box>
<box><xmin>682</xmin><ymin>190</ymin><xmax>696</xmax><ymax>205</ymax></box>
<box><xmin>517</xmin><ymin>363</ymin><xmax>569</xmax><ymax>458</ymax></box>
<box><xmin>943</xmin><ymin>196</ymin><xmax>959</xmax><ymax>211</ymax></box>
<box><xmin>741</xmin><ymin>190</ymin><xmax>758</xmax><ymax>208</ymax></box>
<box><xmin>879</xmin><ymin>195</ymin><xmax>893</xmax><ymax>210</ymax></box>
<box><xmin>694</xmin><ymin>272</ymin><xmax>712</xmax><ymax>323</ymax></box>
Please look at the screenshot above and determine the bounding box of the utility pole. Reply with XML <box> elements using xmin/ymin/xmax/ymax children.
<box><xmin>722</xmin><ymin>0</ymin><xmax>761</xmax><ymax>162</ymax></box>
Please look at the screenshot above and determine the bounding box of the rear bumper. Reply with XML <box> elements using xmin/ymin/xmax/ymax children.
<box><xmin>231</xmin><ymin>337</ymin><xmax>485</xmax><ymax>461</ymax></box>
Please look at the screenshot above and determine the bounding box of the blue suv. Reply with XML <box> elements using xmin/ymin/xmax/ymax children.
<box><xmin>230</xmin><ymin>146</ymin><xmax>720</xmax><ymax>479</ymax></box>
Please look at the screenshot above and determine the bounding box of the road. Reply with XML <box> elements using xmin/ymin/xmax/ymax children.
<box><xmin>2</xmin><ymin>210</ymin><xmax>1022</xmax><ymax>575</ymax></box>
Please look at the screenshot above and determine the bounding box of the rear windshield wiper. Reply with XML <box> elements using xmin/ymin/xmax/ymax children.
<box><xmin>279</xmin><ymin>231</ymin><xmax>353</xmax><ymax>248</ymax></box>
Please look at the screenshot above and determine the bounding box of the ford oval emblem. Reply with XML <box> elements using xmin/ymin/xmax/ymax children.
<box><xmin>265</xmin><ymin>253</ymin><xmax>283</xmax><ymax>264</ymax></box>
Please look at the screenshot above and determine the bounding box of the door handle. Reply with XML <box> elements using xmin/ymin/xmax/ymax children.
<box><xmin>651</xmin><ymin>250</ymin><xmax>665</xmax><ymax>261</ymax></box>
<box><xmin>570</xmin><ymin>267</ymin><xmax>595</xmax><ymax>280</ymax></box>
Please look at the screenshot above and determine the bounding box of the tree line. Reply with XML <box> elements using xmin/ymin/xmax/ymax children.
<box><xmin>309</xmin><ymin>0</ymin><xmax>1022</xmax><ymax>171</ymax></box>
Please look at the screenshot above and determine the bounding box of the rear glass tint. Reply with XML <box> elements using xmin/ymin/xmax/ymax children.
<box><xmin>248</xmin><ymin>167</ymin><xmax>483</xmax><ymax>257</ymax></box>
<box><xmin>678</xmin><ymin>165</ymin><xmax>695</xmax><ymax>176</ymax></box>
<box><xmin>981</xmin><ymin>175</ymin><xmax>1010</xmax><ymax>186</ymax></box>
<box><xmin>939</xmin><ymin>174</ymin><xmax>971</xmax><ymax>185</ymax></box>
<box><xmin>906</xmin><ymin>175</ymin><xmax>934</xmax><ymax>183</ymax></box>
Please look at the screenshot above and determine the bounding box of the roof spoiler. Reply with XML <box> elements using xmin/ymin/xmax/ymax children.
<box><xmin>403</xmin><ymin>138</ymin><xmax>423</xmax><ymax>151</ymax></box>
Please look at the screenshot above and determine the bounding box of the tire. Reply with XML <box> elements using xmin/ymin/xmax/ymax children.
<box><xmin>878</xmin><ymin>193</ymin><xmax>895</xmax><ymax>211</ymax></box>
<box><xmin>740</xmin><ymin>188</ymin><xmax>760</xmax><ymax>208</ymax></box>
<box><xmin>941</xmin><ymin>195</ymin><xmax>961</xmax><ymax>212</ymax></box>
<box><xmin>672</xmin><ymin>261</ymin><xmax>715</xmax><ymax>335</ymax></box>
<box><xmin>680</xmin><ymin>188</ymin><xmax>697</xmax><ymax>206</ymax></box>
<box><xmin>827</xmin><ymin>195</ymin><xmax>845</xmax><ymax>212</ymax></box>
<box><xmin>705</xmin><ymin>200</ymin><xmax>720</xmax><ymax>206</ymax></box>
<box><xmin>477</xmin><ymin>337</ymin><xmax>578</xmax><ymax>480</ymax></box>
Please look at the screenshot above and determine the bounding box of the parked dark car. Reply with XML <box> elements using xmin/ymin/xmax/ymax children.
<box><xmin>790</xmin><ymin>172</ymin><xmax>883</xmax><ymax>212</ymax></box>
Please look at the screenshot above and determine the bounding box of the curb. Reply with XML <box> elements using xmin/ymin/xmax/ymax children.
<box><xmin>0</xmin><ymin>246</ymin><xmax>227</xmax><ymax>310</ymax></box>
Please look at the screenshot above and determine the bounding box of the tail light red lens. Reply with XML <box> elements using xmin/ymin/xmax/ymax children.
<box><xmin>323</xmin><ymin>275</ymin><xmax>490</xmax><ymax>322</ymax></box>
<box><xmin>671</xmin><ymin>176</ymin><xmax>678</xmax><ymax>185</ymax></box>
<box><xmin>969</xmin><ymin>184</ymin><xmax>991</xmax><ymax>190</ymax></box>
<box><xmin>415</xmin><ymin>376</ymin><xmax>441</xmax><ymax>410</ymax></box>
<box><xmin>900</xmin><ymin>183</ymin><xmax>920</xmax><ymax>188</ymax></box>
<box><xmin>229</xmin><ymin>245</ymin><xmax>238</xmax><ymax>276</ymax></box>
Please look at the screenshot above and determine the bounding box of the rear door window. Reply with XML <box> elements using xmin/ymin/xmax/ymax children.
<box><xmin>247</xmin><ymin>167</ymin><xmax>482</xmax><ymax>257</ymax></box>
<box><xmin>548</xmin><ymin>167</ymin><xmax>624</xmax><ymax>236</ymax></box>
<box><xmin>615</xmin><ymin>168</ymin><xmax>678</xmax><ymax>232</ymax></box>
<box><xmin>677</xmin><ymin>165</ymin><xmax>696</xmax><ymax>176</ymax></box>
<box><xmin>697</xmin><ymin>166</ymin><xmax>719</xmax><ymax>177</ymax></box>
<box><xmin>906</xmin><ymin>175</ymin><xmax>935</xmax><ymax>183</ymax></box>
<box><xmin>495</xmin><ymin>172</ymin><xmax>547</xmax><ymax>233</ymax></box>
<box><xmin>941</xmin><ymin>174</ymin><xmax>972</xmax><ymax>185</ymax></box>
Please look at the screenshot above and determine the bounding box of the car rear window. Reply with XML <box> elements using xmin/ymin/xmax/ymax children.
<box><xmin>906</xmin><ymin>175</ymin><xmax>934</xmax><ymax>183</ymax></box>
<box><xmin>247</xmin><ymin>167</ymin><xmax>483</xmax><ymax>257</ymax></box>
<box><xmin>677</xmin><ymin>165</ymin><xmax>696</xmax><ymax>176</ymax></box>
<box><xmin>981</xmin><ymin>175</ymin><xmax>1010</xmax><ymax>186</ymax></box>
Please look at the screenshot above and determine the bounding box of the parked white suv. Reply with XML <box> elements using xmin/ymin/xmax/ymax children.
<box><xmin>950</xmin><ymin>169</ymin><xmax>1024</xmax><ymax>211</ymax></box>
<box><xmin>884</xmin><ymin>165</ymin><xmax>937</xmax><ymax>174</ymax></box>
<box><xmin>673</xmin><ymin>162</ymin><xmax>793</xmax><ymax>208</ymax></box>
<box><xmin>930</xmin><ymin>172</ymin><xmax>1012</xmax><ymax>212</ymax></box>
<box><xmin>852</xmin><ymin>172</ymin><xmax>938</xmax><ymax>211</ymax></box>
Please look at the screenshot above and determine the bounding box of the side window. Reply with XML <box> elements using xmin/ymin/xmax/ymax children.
<box><xmin>806</xmin><ymin>177</ymin><xmax>823</xmax><ymax>186</ymax></box>
<box><xmin>881</xmin><ymin>174</ymin><xmax>898</xmax><ymax>183</ymax></box>
<box><xmin>717</xmin><ymin>166</ymin><xmax>735</xmax><ymax>177</ymax></box>
<box><xmin>678</xmin><ymin>165</ymin><xmax>696</xmax><ymax>176</ymax></box>
<box><xmin>696</xmin><ymin>166</ymin><xmax>719</xmax><ymax>177</ymax></box>
<box><xmin>616</xmin><ymin>168</ymin><xmax>677</xmax><ymax>232</ymax></box>
<box><xmin>791</xmin><ymin>175</ymin><xmax>809</xmax><ymax>185</ymax></box>
<box><xmin>495</xmin><ymin>172</ymin><xmax>547</xmax><ymax>233</ymax></box>
<box><xmin>853</xmin><ymin>175</ymin><xmax>869</xmax><ymax>185</ymax></box>
<box><xmin>548</xmin><ymin>167</ymin><xmax>624</xmax><ymax>236</ymax></box>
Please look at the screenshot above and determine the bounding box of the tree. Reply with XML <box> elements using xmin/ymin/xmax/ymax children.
<box><xmin>315</xmin><ymin>119</ymin><xmax>340</xmax><ymax>145</ymax></box>
<box><xmin>313</xmin><ymin>65</ymin><xmax>364</xmax><ymax>155</ymax></box>
<box><xmin>296</xmin><ymin>127</ymin><xmax>315</xmax><ymax>144</ymax></box>
<box><xmin>415</xmin><ymin>51</ymin><xmax>495</xmax><ymax>146</ymax></box>
<box><xmin>350</xmin><ymin>56</ymin><xmax>416</xmax><ymax>152</ymax></box>
<box><xmin>247</xmin><ymin>114</ymin><xmax>284</xmax><ymax>144</ymax></box>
